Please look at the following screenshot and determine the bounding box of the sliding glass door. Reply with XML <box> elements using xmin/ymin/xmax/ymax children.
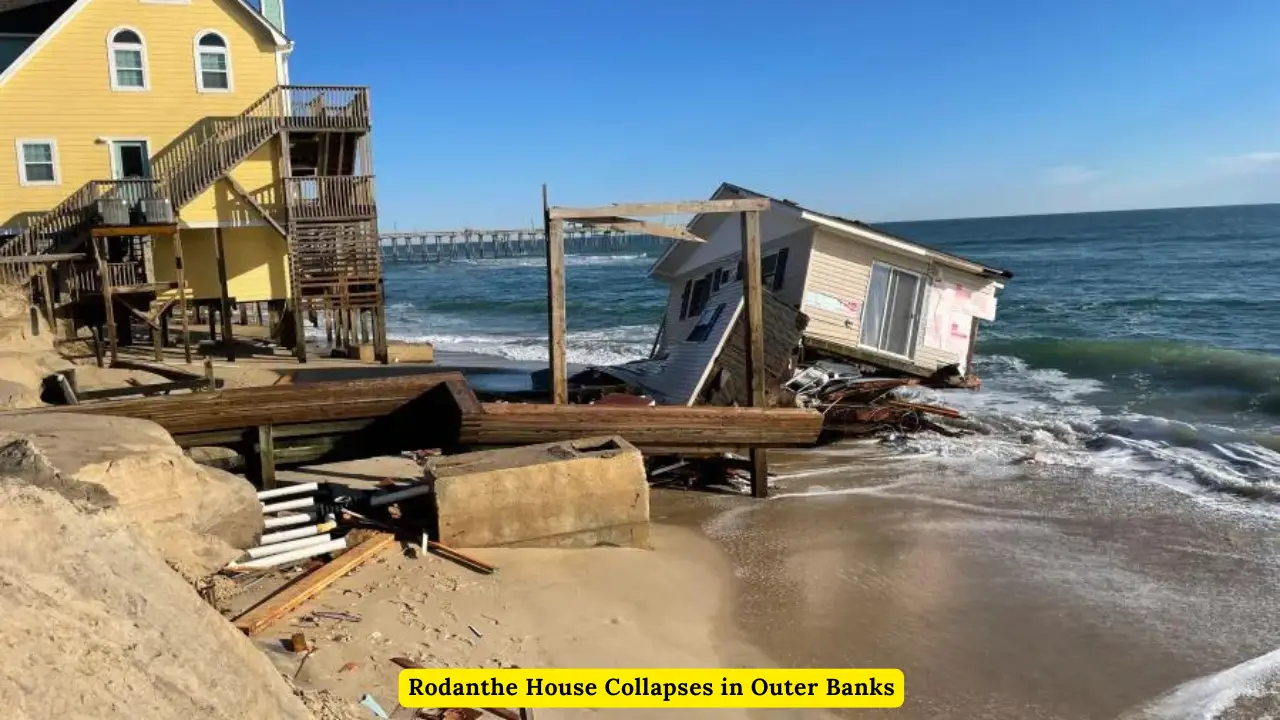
<box><xmin>860</xmin><ymin>263</ymin><xmax>924</xmax><ymax>358</ymax></box>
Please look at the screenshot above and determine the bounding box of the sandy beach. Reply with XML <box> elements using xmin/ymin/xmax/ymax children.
<box><xmin>47</xmin><ymin>347</ymin><xmax>1280</xmax><ymax>718</ymax></box>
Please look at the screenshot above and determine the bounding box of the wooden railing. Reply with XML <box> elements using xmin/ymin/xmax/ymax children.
<box><xmin>285</xmin><ymin>176</ymin><xmax>376</xmax><ymax>221</ymax></box>
<box><xmin>282</xmin><ymin>86</ymin><xmax>371</xmax><ymax>130</ymax></box>
<box><xmin>0</xmin><ymin>179</ymin><xmax>169</xmax><ymax>285</ymax></box>
<box><xmin>155</xmin><ymin>85</ymin><xmax>370</xmax><ymax>215</ymax></box>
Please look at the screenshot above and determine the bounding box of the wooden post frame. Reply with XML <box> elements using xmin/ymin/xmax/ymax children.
<box><xmin>740</xmin><ymin>209</ymin><xmax>769</xmax><ymax>498</ymax></box>
<box><xmin>543</xmin><ymin>184</ymin><xmax>568</xmax><ymax>404</ymax></box>
<box><xmin>174</xmin><ymin>231</ymin><xmax>192</xmax><ymax>364</ymax></box>
<box><xmin>545</xmin><ymin>193</ymin><xmax>775</xmax><ymax>496</ymax></box>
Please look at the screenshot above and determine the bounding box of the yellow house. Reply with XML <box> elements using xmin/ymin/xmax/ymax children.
<box><xmin>0</xmin><ymin>0</ymin><xmax>385</xmax><ymax>363</ymax></box>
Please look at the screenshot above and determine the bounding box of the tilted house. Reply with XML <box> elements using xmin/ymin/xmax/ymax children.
<box><xmin>0</xmin><ymin>0</ymin><xmax>384</xmax><ymax>361</ymax></box>
<box><xmin>616</xmin><ymin>183</ymin><xmax>1012</xmax><ymax>405</ymax></box>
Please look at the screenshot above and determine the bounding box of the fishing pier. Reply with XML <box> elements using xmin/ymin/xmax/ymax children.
<box><xmin>379</xmin><ymin>226</ymin><xmax>668</xmax><ymax>263</ymax></box>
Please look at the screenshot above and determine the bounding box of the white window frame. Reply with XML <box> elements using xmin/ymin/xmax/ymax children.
<box><xmin>193</xmin><ymin>29</ymin><xmax>234</xmax><ymax>93</ymax></box>
<box><xmin>15</xmin><ymin>138</ymin><xmax>59</xmax><ymax>187</ymax></box>
<box><xmin>107</xmin><ymin>26</ymin><xmax>149</xmax><ymax>92</ymax></box>
<box><xmin>858</xmin><ymin>260</ymin><xmax>926</xmax><ymax>361</ymax></box>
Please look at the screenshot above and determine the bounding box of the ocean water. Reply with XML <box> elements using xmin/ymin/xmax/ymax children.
<box><xmin>381</xmin><ymin>204</ymin><xmax>1280</xmax><ymax>504</ymax></box>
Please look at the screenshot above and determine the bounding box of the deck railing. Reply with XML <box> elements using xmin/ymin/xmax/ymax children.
<box><xmin>285</xmin><ymin>176</ymin><xmax>376</xmax><ymax>221</ymax></box>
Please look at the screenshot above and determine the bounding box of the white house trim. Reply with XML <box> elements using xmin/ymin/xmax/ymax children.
<box><xmin>14</xmin><ymin>137</ymin><xmax>60</xmax><ymax>187</ymax></box>
<box><xmin>193</xmin><ymin>28</ymin><xmax>234</xmax><ymax>93</ymax></box>
<box><xmin>0</xmin><ymin>0</ymin><xmax>92</xmax><ymax>88</ymax></box>
<box><xmin>106</xmin><ymin>25</ymin><xmax>150</xmax><ymax>92</ymax></box>
<box><xmin>0</xmin><ymin>0</ymin><xmax>287</xmax><ymax>90</ymax></box>
<box><xmin>801</xmin><ymin>212</ymin><xmax>927</xmax><ymax>258</ymax></box>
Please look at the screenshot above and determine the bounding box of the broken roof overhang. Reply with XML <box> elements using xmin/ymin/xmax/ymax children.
<box><xmin>0</xmin><ymin>0</ymin><xmax>289</xmax><ymax>89</ymax></box>
<box><xmin>648</xmin><ymin>182</ymin><xmax>1014</xmax><ymax>282</ymax></box>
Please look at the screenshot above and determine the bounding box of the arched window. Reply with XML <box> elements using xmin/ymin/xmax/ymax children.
<box><xmin>108</xmin><ymin>27</ymin><xmax>148</xmax><ymax>91</ymax></box>
<box><xmin>194</xmin><ymin>31</ymin><xmax>232</xmax><ymax>92</ymax></box>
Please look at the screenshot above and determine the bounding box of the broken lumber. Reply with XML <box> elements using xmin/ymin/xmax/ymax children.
<box><xmin>233</xmin><ymin>532</ymin><xmax>397</xmax><ymax>636</ymax></box>
<box><xmin>461</xmin><ymin>403</ymin><xmax>822</xmax><ymax>451</ymax></box>
<box><xmin>21</xmin><ymin>372</ymin><xmax>480</xmax><ymax>435</ymax></box>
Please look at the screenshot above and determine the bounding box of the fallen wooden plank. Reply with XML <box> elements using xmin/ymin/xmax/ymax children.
<box><xmin>548</xmin><ymin>198</ymin><xmax>770</xmax><ymax>220</ymax></box>
<box><xmin>461</xmin><ymin>403</ymin><xmax>822</xmax><ymax>449</ymax></box>
<box><xmin>428</xmin><ymin>540</ymin><xmax>496</xmax><ymax>575</ymax></box>
<box><xmin>883</xmin><ymin>399</ymin><xmax>963</xmax><ymax>419</ymax></box>
<box><xmin>74</xmin><ymin>377</ymin><xmax>222</xmax><ymax>401</ymax></box>
<box><xmin>234</xmin><ymin>531</ymin><xmax>397</xmax><ymax>636</ymax></box>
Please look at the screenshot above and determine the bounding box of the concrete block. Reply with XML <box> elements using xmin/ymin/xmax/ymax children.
<box><xmin>388</xmin><ymin>341</ymin><xmax>434</xmax><ymax>364</ymax></box>
<box><xmin>428</xmin><ymin>435</ymin><xmax>648</xmax><ymax>549</ymax></box>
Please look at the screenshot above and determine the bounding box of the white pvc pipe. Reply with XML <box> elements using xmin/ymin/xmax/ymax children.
<box><xmin>245</xmin><ymin>533</ymin><xmax>333</xmax><ymax>559</ymax></box>
<box><xmin>228</xmin><ymin>538</ymin><xmax>347</xmax><ymax>570</ymax></box>
<box><xmin>260</xmin><ymin>521</ymin><xmax>334</xmax><ymax>546</ymax></box>
<box><xmin>264</xmin><ymin>512</ymin><xmax>315</xmax><ymax>529</ymax></box>
<box><xmin>261</xmin><ymin>497</ymin><xmax>314</xmax><ymax>514</ymax></box>
<box><xmin>369</xmin><ymin>483</ymin><xmax>432</xmax><ymax>507</ymax></box>
<box><xmin>257</xmin><ymin>482</ymin><xmax>319</xmax><ymax>501</ymax></box>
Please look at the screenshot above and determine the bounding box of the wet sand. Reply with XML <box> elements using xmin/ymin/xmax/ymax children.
<box><xmin>654</xmin><ymin>446</ymin><xmax>1280</xmax><ymax>719</ymax></box>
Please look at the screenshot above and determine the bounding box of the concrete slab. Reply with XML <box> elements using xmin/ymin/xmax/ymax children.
<box><xmin>428</xmin><ymin>435</ymin><xmax>649</xmax><ymax>549</ymax></box>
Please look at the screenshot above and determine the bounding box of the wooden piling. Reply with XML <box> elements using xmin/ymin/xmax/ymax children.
<box><xmin>543</xmin><ymin>185</ymin><xmax>568</xmax><ymax>404</ymax></box>
<box><xmin>739</xmin><ymin>210</ymin><xmax>769</xmax><ymax>498</ymax></box>
<box><xmin>213</xmin><ymin>227</ymin><xmax>235</xmax><ymax>362</ymax></box>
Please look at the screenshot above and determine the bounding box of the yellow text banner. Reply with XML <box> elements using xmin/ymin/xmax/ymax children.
<box><xmin>398</xmin><ymin>668</ymin><xmax>904</xmax><ymax>708</ymax></box>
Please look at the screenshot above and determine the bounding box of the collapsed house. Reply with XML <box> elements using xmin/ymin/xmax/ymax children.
<box><xmin>579</xmin><ymin>183</ymin><xmax>1014</xmax><ymax>407</ymax></box>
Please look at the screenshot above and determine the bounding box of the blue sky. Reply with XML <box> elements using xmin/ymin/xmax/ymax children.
<box><xmin>285</xmin><ymin>0</ymin><xmax>1280</xmax><ymax>228</ymax></box>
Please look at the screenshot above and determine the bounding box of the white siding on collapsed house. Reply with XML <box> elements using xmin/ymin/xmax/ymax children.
<box><xmin>801</xmin><ymin>228</ymin><xmax>1000</xmax><ymax>373</ymax></box>
<box><xmin>658</xmin><ymin>226</ymin><xmax>812</xmax><ymax>355</ymax></box>
<box><xmin>666</xmin><ymin>205</ymin><xmax>811</xmax><ymax>278</ymax></box>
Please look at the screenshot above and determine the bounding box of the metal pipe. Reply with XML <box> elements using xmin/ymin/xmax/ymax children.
<box><xmin>261</xmin><ymin>496</ymin><xmax>314</xmax><ymax>514</ymax></box>
<box><xmin>228</xmin><ymin>538</ymin><xmax>347</xmax><ymax>570</ymax></box>
<box><xmin>245</xmin><ymin>533</ymin><xmax>333</xmax><ymax>559</ymax></box>
<box><xmin>368</xmin><ymin>482</ymin><xmax>432</xmax><ymax>507</ymax></box>
<box><xmin>264</xmin><ymin>512</ymin><xmax>315</xmax><ymax>530</ymax></box>
<box><xmin>257</xmin><ymin>482</ymin><xmax>319</xmax><ymax>501</ymax></box>
<box><xmin>260</xmin><ymin>521</ymin><xmax>335</xmax><ymax>545</ymax></box>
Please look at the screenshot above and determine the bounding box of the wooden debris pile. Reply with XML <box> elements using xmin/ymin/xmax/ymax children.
<box><xmin>786</xmin><ymin>362</ymin><xmax>968</xmax><ymax>440</ymax></box>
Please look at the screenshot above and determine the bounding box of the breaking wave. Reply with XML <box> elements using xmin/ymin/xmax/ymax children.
<box><xmin>903</xmin><ymin>354</ymin><xmax>1280</xmax><ymax>507</ymax></box>
<box><xmin>978</xmin><ymin>338</ymin><xmax>1280</xmax><ymax>410</ymax></box>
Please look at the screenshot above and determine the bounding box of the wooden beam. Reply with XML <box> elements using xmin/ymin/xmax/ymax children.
<box><xmin>0</xmin><ymin>253</ymin><xmax>87</xmax><ymax>265</ymax></box>
<box><xmin>213</xmin><ymin>227</ymin><xmax>236</xmax><ymax>363</ymax></box>
<box><xmin>234</xmin><ymin>532</ymin><xmax>396</xmax><ymax>636</ymax></box>
<box><xmin>574</xmin><ymin>218</ymin><xmax>706</xmax><ymax>243</ymax></box>
<box><xmin>739</xmin><ymin>210</ymin><xmax>768</xmax><ymax>499</ymax></box>
<box><xmin>224</xmin><ymin>175</ymin><xmax>288</xmax><ymax>238</ymax></box>
<box><xmin>91</xmin><ymin>224</ymin><xmax>179</xmax><ymax>238</ymax></box>
<box><xmin>173</xmin><ymin>230</ymin><xmax>192</xmax><ymax>364</ymax></box>
<box><xmin>547</xmin><ymin>198</ymin><xmax>770</xmax><ymax>220</ymax></box>
<box><xmin>543</xmin><ymin>185</ymin><xmax>568</xmax><ymax>404</ymax></box>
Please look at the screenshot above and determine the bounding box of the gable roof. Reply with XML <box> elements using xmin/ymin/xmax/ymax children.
<box><xmin>649</xmin><ymin>182</ymin><xmax>1013</xmax><ymax>281</ymax></box>
<box><xmin>0</xmin><ymin>0</ymin><xmax>289</xmax><ymax>88</ymax></box>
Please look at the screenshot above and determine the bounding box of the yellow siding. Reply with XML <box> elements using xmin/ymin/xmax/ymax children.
<box><xmin>0</xmin><ymin>0</ymin><xmax>282</xmax><ymax>227</ymax></box>
<box><xmin>153</xmin><ymin>226</ymin><xmax>290</xmax><ymax>302</ymax></box>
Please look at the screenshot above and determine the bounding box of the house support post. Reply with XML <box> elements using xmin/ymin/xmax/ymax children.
<box><xmin>374</xmin><ymin>278</ymin><xmax>389</xmax><ymax>364</ymax></box>
<box><xmin>543</xmin><ymin>184</ymin><xmax>567</xmax><ymax>404</ymax></box>
<box><xmin>174</xmin><ymin>231</ymin><xmax>192</xmax><ymax>364</ymax></box>
<box><xmin>95</xmin><ymin>237</ymin><xmax>119</xmax><ymax>366</ymax></box>
<box><xmin>740</xmin><ymin>210</ymin><xmax>768</xmax><ymax>498</ymax></box>
<box><xmin>213</xmin><ymin>227</ymin><xmax>235</xmax><ymax>362</ymax></box>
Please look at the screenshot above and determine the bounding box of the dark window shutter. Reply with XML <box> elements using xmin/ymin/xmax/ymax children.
<box><xmin>772</xmin><ymin>247</ymin><xmax>790</xmax><ymax>290</ymax></box>
<box><xmin>736</xmin><ymin>260</ymin><xmax>744</xmax><ymax>281</ymax></box>
<box><xmin>679</xmin><ymin>280</ymin><xmax>691</xmax><ymax>319</ymax></box>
